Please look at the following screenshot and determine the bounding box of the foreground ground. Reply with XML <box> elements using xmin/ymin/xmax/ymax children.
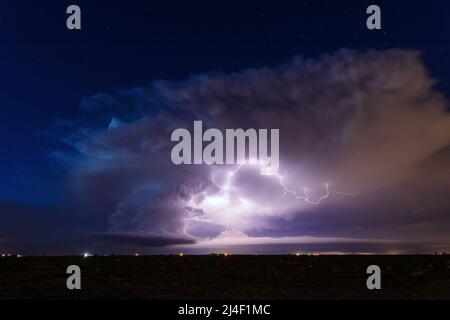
<box><xmin>0</xmin><ymin>255</ymin><xmax>449</xmax><ymax>299</ymax></box>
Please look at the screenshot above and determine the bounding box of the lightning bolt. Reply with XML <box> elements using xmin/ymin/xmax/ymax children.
<box><xmin>218</xmin><ymin>163</ymin><xmax>360</xmax><ymax>205</ymax></box>
<box><xmin>276</xmin><ymin>175</ymin><xmax>360</xmax><ymax>205</ymax></box>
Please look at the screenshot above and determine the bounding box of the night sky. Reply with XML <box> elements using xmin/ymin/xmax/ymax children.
<box><xmin>1</xmin><ymin>0</ymin><xmax>450</xmax><ymax>255</ymax></box>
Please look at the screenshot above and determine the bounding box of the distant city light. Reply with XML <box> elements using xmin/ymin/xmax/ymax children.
<box><xmin>295</xmin><ymin>252</ymin><xmax>301</xmax><ymax>256</ymax></box>
<box><xmin>83</xmin><ymin>253</ymin><xmax>92</xmax><ymax>258</ymax></box>
<box><xmin>178</xmin><ymin>252</ymin><xmax>184</xmax><ymax>257</ymax></box>
<box><xmin>1</xmin><ymin>253</ymin><xmax>14</xmax><ymax>257</ymax></box>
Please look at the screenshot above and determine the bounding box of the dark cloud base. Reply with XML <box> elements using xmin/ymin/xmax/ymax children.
<box><xmin>85</xmin><ymin>231</ymin><xmax>196</xmax><ymax>247</ymax></box>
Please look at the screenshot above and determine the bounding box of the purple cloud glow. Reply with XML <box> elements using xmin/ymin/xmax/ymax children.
<box><xmin>55</xmin><ymin>49</ymin><xmax>450</xmax><ymax>253</ymax></box>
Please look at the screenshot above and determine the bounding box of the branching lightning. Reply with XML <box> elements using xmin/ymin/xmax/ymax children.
<box><xmin>187</xmin><ymin>162</ymin><xmax>360</xmax><ymax>233</ymax></box>
<box><xmin>276</xmin><ymin>174</ymin><xmax>360</xmax><ymax>205</ymax></box>
<box><xmin>218</xmin><ymin>162</ymin><xmax>360</xmax><ymax>205</ymax></box>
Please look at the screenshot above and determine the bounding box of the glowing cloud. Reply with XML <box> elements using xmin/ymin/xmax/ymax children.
<box><xmin>63</xmin><ymin>49</ymin><xmax>450</xmax><ymax>249</ymax></box>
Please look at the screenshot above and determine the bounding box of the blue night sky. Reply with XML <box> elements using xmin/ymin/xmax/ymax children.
<box><xmin>1</xmin><ymin>0</ymin><xmax>450</xmax><ymax>255</ymax></box>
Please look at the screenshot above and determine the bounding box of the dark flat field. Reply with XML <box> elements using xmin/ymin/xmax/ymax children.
<box><xmin>1</xmin><ymin>255</ymin><xmax>449</xmax><ymax>299</ymax></box>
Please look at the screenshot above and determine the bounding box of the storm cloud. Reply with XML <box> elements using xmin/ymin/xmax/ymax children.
<box><xmin>85</xmin><ymin>231</ymin><xmax>196</xmax><ymax>247</ymax></box>
<box><xmin>61</xmin><ymin>49</ymin><xmax>450</xmax><ymax>250</ymax></box>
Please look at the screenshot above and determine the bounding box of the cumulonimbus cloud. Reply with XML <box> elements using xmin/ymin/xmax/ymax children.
<box><xmin>60</xmin><ymin>49</ymin><xmax>450</xmax><ymax>249</ymax></box>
